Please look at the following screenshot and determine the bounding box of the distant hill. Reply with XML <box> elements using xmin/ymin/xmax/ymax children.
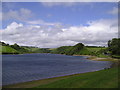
<box><xmin>0</xmin><ymin>41</ymin><xmax>50</xmax><ymax>54</ymax></box>
<box><xmin>22</xmin><ymin>46</ymin><xmax>50</xmax><ymax>53</ymax></box>
<box><xmin>0</xmin><ymin>41</ymin><xmax>111</xmax><ymax>58</ymax></box>
<box><xmin>0</xmin><ymin>41</ymin><xmax>107</xmax><ymax>57</ymax></box>
<box><xmin>0</xmin><ymin>46</ymin><xmax>19</xmax><ymax>54</ymax></box>
<box><xmin>51</xmin><ymin>43</ymin><xmax>107</xmax><ymax>57</ymax></box>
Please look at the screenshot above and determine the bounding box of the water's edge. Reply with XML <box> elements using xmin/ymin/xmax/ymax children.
<box><xmin>2</xmin><ymin>53</ymin><xmax>112</xmax><ymax>86</ymax></box>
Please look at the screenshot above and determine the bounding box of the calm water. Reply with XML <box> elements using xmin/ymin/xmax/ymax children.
<box><xmin>2</xmin><ymin>53</ymin><xmax>112</xmax><ymax>85</ymax></box>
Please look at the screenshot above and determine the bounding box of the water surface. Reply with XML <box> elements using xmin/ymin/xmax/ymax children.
<box><xmin>2</xmin><ymin>53</ymin><xmax>112</xmax><ymax>85</ymax></box>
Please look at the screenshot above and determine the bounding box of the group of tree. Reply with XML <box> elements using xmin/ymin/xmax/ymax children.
<box><xmin>108</xmin><ymin>38</ymin><xmax>120</xmax><ymax>58</ymax></box>
<box><xmin>0</xmin><ymin>41</ymin><xmax>9</xmax><ymax>46</ymax></box>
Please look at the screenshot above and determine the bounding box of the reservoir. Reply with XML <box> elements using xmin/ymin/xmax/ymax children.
<box><xmin>2</xmin><ymin>53</ymin><xmax>112</xmax><ymax>85</ymax></box>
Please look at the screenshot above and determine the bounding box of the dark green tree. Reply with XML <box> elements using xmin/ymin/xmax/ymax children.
<box><xmin>11</xmin><ymin>43</ymin><xmax>20</xmax><ymax>50</ymax></box>
<box><xmin>0</xmin><ymin>41</ymin><xmax>6</xmax><ymax>46</ymax></box>
<box><xmin>108</xmin><ymin>38</ymin><xmax>120</xmax><ymax>55</ymax></box>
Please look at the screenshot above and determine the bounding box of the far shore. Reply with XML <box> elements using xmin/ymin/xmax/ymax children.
<box><xmin>74</xmin><ymin>54</ymin><xmax>119</xmax><ymax>61</ymax></box>
<box><xmin>74</xmin><ymin>54</ymin><xmax>119</xmax><ymax>68</ymax></box>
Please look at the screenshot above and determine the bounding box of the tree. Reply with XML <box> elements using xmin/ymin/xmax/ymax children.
<box><xmin>0</xmin><ymin>41</ymin><xmax>6</xmax><ymax>46</ymax></box>
<box><xmin>108</xmin><ymin>38</ymin><xmax>120</xmax><ymax>55</ymax></box>
<box><xmin>74</xmin><ymin>43</ymin><xmax>84</xmax><ymax>51</ymax></box>
<box><xmin>11</xmin><ymin>43</ymin><xmax>20</xmax><ymax>50</ymax></box>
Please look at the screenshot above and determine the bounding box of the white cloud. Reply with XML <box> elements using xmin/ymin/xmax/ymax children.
<box><xmin>2</xmin><ymin>8</ymin><xmax>33</xmax><ymax>21</ymax></box>
<box><xmin>5</xmin><ymin>22</ymin><xmax>23</xmax><ymax>30</ymax></box>
<box><xmin>1</xmin><ymin>19</ymin><xmax>118</xmax><ymax>48</ymax></box>
<box><xmin>108</xmin><ymin>7</ymin><xmax>118</xmax><ymax>15</ymax></box>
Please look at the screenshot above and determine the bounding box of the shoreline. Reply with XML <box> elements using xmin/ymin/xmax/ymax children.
<box><xmin>74</xmin><ymin>54</ymin><xmax>119</xmax><ymax>68</ymax></box>
<box><xmin>2</xmin><ymin>54</ymin><xmax>118</xmax><ymax>88</ymax></box>
<box><xmin>2</xmin><ymin>69</ymin><xmax>104</xmax><ymax>88</ymax></box>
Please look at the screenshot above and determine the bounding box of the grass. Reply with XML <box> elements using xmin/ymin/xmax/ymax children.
<box><xmin>73</xmin><ymin>47</ymin><xmax>107</xmax><ymax>57</ymax></box>
<box><xmin>35</xmin><ymin>67</ymin><xmax>118</xmax><ymax>88</ymax></box>
<box><xmin>3</xmin><ymin>74</ymin><xmax>77</xmax><ymax>88</ymax></box>
<box><xmin>86</xmin><ymin>47</ymin><xmax>106</xmax><ymax>52</ymax></box>
<box><xmin>3</xmin><ymin>67</ymin><xmax>118</xmax><ymax>88</ymax></box>
<box><xmin>76</xmin><ymin>47</ymin><xmax>92</xmax><ymax>55</ymax></box>
<box><xmin>0</xmin><ymin>46</ymin><xmax>18</xmax><ymax>54</ymax></box>
<box><xmin>85</xmin><ymin>47</ymin><xmax>111</xmax><ymax>58</ymax></box>
<box><xmin>112</xmin><ymin>55</ymin><xmax>120</xmax><ymax>59</ymax></box>
<box><xmin>23</xmin><ymin>47</ymin><xmax>39</xmax><ymax>52</ymax></box>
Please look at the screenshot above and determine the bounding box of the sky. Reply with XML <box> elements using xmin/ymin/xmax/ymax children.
<box><xmin>0</xmin><ymin>2</ymin><xmax>118</xmax><ymax>48</ymax></box>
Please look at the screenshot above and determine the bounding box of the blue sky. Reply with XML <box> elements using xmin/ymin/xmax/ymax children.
<box><xmin>2</xmin><ymin>2</ymin><xmax>117</xmax><ymax>28</ymax></box>
<box><xmin>1</xmin><ymin>2</ymin><xmax>118</xmax><ymax>48</ymax></box>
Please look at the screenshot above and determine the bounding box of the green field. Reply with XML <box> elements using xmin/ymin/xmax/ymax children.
<box><xmin>35</xmin><ymin>67</ymin><xmax>118</xmax><ymax>88</ymax></box>
<box><xmin>86</xmin><ymin>47</ymin><xmax>105</xmax><ymax>53</ymax></box>
<box><xmin>50</xmin><ymin>44</ymin><xmax>108</xmax><ymax>57</ymax></box>
<box><xmin>22</xmin><ymin>47</ymin><xmax>40</xmax><ymax>52</ymax></box>
<box><xmin>0</xmin><ymin>45</ymin><xmax>50</xmax><ymax>54</ymax></box>
<box><xmin>0</xmin><ymin>46</ymin><xmax>18</xmax><ymax>54</ymax></box>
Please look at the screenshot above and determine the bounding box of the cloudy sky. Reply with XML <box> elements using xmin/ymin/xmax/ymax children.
<box><xmin>1</xmin><ymin>2</ymin><xmax>118</xmax><ymax>48</ymax></box>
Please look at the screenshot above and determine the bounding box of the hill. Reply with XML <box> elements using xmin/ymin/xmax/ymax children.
<box><xmin>22</xmin><ymin>46</ymin><xmax>50</xmax><ymax>53</ymax></box>
<box><xmin>1</xmin><ymin>38</ymin><xmax>120</xmax><ymax>58</ymax></box>
<box><xmin>0</xmin><ymin>41</ymin><xmax>50</xmax><ymax>54</ymax></box>
<box><xmin>51</xmin><ymin>43</ymin><xmax>107</xmax><ymax>57</ymax></box>
<box><xmin>0</xmin><ymin>41</ymin><xmax>107</xmax><ymax>57</ymax></box>
<box><xmin>0</xmin><ymin>46</ymin><xmax>19</xmax><ymax>54</ymax></box>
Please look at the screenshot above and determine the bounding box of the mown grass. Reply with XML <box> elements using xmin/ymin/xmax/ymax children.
<box><xmin>35</xmin><ymin>67</ymin><xmax>118</xmax><ymax>88</ymax></box>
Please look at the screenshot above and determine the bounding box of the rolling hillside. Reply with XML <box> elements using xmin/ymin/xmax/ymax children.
<box><xmin>0</xmin><ymin>41</ymin><xmax>50</xmax><ymax>54</ymax></box>
<box><xmin>0</xmin><ymin>41</ymin><xmax>108</xmax><ymax>57</ymax></box>
<box><xmin>0</xmin><ymin>46</ymin><xmax>19</xmax><ymax>54</ymax></box>
<box><xmin>51</xmin><ymin>43</ymin><xmax>107</xmax><ymax>57</ymax></box>
<box><xmin>2</xmin><ymin>38</ymin><xmax>119</xmax><ymax>57</ymax></box>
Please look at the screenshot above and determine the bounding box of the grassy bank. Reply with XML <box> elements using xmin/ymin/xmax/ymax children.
<box><xmin>3</xmin><ymin>67</ymin><xmax>118</xmax><ymax>88</ymax></box>
<box><xmin>35</xmin><ymin>67</ymin><xmax>118</xmax><ymax>88</ymax></box>
<box><xmin>0</xmin><ymin>46</ymin><xmax>19</xmax><ymax>54</ymax></box>
<box><xmin>34</xmin><ymin>57</ymin><xmax>119</xmax><ymax>88</ymax></box>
